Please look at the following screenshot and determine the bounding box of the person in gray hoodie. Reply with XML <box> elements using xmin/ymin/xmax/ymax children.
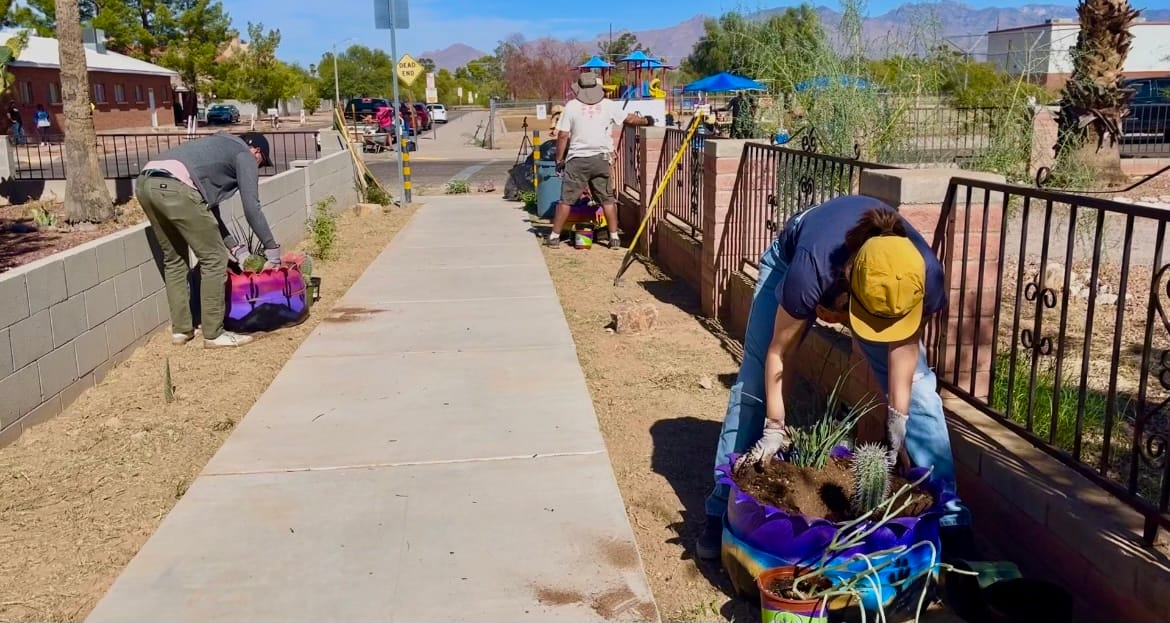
<box><xmin>136</xmin><ymin>132</ymin><xmax>280</xmax><ymax>349</ymax></box>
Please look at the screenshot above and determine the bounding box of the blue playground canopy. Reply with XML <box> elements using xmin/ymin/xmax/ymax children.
<box><xmin>793</xmin><ymin>75</ymin><xmax>872</xmax><ymax>92</ymax></box>
<box><xmin>682</xmin><ymin>72</ymin><xmax>766</xmax><ymax>93</ymax></box>
<box><xmin>578</xmin><ymin>55</ymin><xmax>613</xmax><ymax>70</ymax></box>
<box><xmin>618</xmin><ymin>50</ymin><xmax>655</xmax><ymax>63</ymax></box>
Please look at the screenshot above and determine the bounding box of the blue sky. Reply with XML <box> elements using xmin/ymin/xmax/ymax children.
<box><xmin>221</xmin><ymin>0</ymin><xmax>1077</xmax><ymax>67</ymax></box>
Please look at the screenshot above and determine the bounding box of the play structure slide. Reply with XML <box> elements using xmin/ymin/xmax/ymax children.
<box><xmin>607</xmin><ymin>80</ymin><xmax>666</xmax><ymax>100</ymax></box>
<box><xmin>648</xmin><ymin>79</ymin><xmax>665</xmax><ymax>99</ymax></box>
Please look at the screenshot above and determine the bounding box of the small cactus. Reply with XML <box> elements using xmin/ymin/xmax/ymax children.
<box><xmin>300</xmin><ymin>254</ymin><xmax>314</xmax><ymax>278</ymax></box>
<box><xmin>850</xmin><ymin>443</ymin><xmax>893</xmax><ymax>516</ymax></box>
<box><xmin>163</xmin><ymin>357</ymin><xmax>175</xmax><ymax>403</ymax></box>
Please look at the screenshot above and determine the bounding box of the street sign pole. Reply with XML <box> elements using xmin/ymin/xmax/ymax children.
<box><xmin>389</xmin><ymin>0</ymin><xmax>408</xmax><ymax>204</ymax></box>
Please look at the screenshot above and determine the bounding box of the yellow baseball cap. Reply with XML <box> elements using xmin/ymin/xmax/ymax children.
<box><xmin>848</xmin><ymin>236</ymin><xmax>926</xmax><ymax>343</ymax></box>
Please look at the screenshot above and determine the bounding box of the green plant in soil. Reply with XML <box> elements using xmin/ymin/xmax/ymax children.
<box><xmin>518</xmin><ymin>190</ymin><xmax>537</xmax><ymax>210</ymax></box>
<box><xmin>850</xmin><ymin>443</ymin><xmax>893</xmax><ymax>516</ymax></box>
<box><xmin>29</xmin><ymin>206</ymin><xmax>57</xmax><ymax>228</ymax></box>
<box><xmin>786</xmin><ymin>369</ymin><xmax>880</xmax><ymax>469</ymax></box>
<box><xmin>365</xmin><ymin>182</ymin><xmax>393</xmax><ymax>206</ymax></box>
<box><xmin>308</xmin><ymin>196</ymin><xmax>339</xmax><ymax>260</ymax></box>
<box><xmin>445</xmin><ymin>179</ymin><xmax>471</xmax><ymax>195</ymax></box>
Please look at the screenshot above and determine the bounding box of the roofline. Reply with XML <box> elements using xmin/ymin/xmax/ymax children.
<box><xmin>9</xmin><ymin>60</ymin><xmax>179</xmax><ymax>78</ymax></box>
<box><xmin>989</xmin><ymin>20</ymin><xmax>1170</xmax><ymax>34</ymax></box>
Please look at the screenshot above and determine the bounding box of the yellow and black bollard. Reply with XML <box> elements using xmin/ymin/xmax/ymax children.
<box><xmin>402</xmin><ymin>144</ymin><xmax>413</xmax><ymax>204</ymax></box>
<box><xmin>532</xmin><ymin>130</ymin><xmax>541</xmax><ymax>193</ymax></box>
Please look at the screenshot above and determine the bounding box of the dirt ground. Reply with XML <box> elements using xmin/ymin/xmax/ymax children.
<box><xmin>0</xmin><ymin>200</ymin><xmax>146</xmax><ymax>273</ymax></box>
<box><xmin>540</xmin><ymin>242</ymin><xmax>753</xmax><ymax>622</ymax></box>
<box><xmin>0</xmin><ymin>204</ymin><xmax>415</xmax><ymax>623</ymax></box>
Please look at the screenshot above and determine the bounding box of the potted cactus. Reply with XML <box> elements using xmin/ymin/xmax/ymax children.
<box><xmin>718</xmin><ymin>372</ymin><xmax>956</xmax><ymax>617</ymax></box>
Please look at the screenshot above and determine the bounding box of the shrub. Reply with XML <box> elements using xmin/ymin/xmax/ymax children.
<box><xmin>308</xmin><ymin>196</ymin><xmax>339</xmax><ymax>259</ymax></box>
<box><xmin>518</xmin><ymin>190</ymin><xmax>537</xmax><ymax>210</ymax></box>
<box><xmin>445</xmin><ymin>179</ymin><xmax>471</xmax><ymax>194</ymax></box>
<box><xmin>365</xmin><ymin>183</ymin><xmax>393</xmax><ymax>206</ymax></box>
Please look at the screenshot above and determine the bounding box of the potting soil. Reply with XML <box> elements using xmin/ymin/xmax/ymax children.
<box><xmin>733</xmin><ymin>457</ymin><xmax>934</xmax><ymax>522</ymax></box>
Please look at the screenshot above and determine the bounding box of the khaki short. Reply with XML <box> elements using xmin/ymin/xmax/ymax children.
<box><xmin>560</xmin><ymin>155</ymin><xmax>613</xmax><ymax>205</ymax></box>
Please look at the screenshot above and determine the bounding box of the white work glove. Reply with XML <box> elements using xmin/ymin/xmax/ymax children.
<box><xmin>887</xmin><ymin>406</ymin><xmax>910</xmax><ymax>468</ymax></box>
<box><xmin>230</xmin><ymin>245</ymin><xmax>250</xmax><ymax>266</ymax></box>
<box><xmin>733</xmin><ymin>425</ymin><xmax>792</xmax><ymax>476</ymax></box>
<box><xmin>263</xmin><ymin>247</ymin><xmax>282</xmax><ymax>268</ymax></box>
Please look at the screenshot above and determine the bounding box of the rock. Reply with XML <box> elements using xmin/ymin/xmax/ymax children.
<box><xmin>477</xmin><ymin>181</ymin><xmax>497</xmax><ymax>193</ymax></box>
<box><xmin>1098</xmin><ymin>293</ymin><xmax>1119</xmax><ymax>306</ymax></box>
<box><xmin>1044</xmin><ymin>262</ymin><xmax>1065</xmax><ymax>288</ymax></box>
<box><xmin>75</xmin><ymin>222</ymin><xmax>99</xmax><ymax>232</ymax></box>
<box><xmin>611</xmin><ymin>303</ymin><xmax>658</xmax><ymax>334</ymax></box>
<box><xmin>103</xmin><ymin>417</ymin><xmax>122</xmax><ymax>428</ymax></box>
<box><xmin>698</xmin><ymin>375</ymin><xmax>715</xmax><ymax>390</ymax></box>
<box><xmin>352</xmin><ymin>203</ymin><xmax>381</xmax><ymax>217</ymax></box>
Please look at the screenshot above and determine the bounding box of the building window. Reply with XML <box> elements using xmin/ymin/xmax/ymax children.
<box><xmin>94</xmin><ymin>83</ymin><xmax>106</xmax><ymax>104</ymax></box>
<box><xmin>19</xmin><ymin>81</ymin><xmax>32</xmax><ymax>105</ymax></box>
<box><xmin>114</xmin><ymin>84</ymin><xmax>126</xmax><ymax>103</ymax></box>
<box><xmin>134</xmin><ymin>84</ymin><xmax>144</xmax><ymax>103</ymax></box>
<box><xmin>48</xmin><ymin>82</ymin><xmax>61</xmax><ymax>104</ymax></box>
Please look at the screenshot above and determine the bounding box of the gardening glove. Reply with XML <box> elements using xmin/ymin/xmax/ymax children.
<box><xmin>887</xmin><ymin>406</ymin><xmax>911</xmax><ymax>470</ymax></box>
<box><xmin>230</xmin><ymin>245</ymin><xmax>250</xmax><ymax>267</ymax></box>
<box><xmin>733</xmin><ymin>425</ymin><xmax>792</xmax><ymax>476</ymax></box>
<box><xmin>263</xmin><ymin>247</ymin><xmax>282</xmax><ymax>268</ymax></box>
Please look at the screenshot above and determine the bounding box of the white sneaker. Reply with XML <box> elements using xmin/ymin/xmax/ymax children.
<box><xmin>203</xmin><ymin>331</ymin><xmax>254</xmax><ymax>349</ymax></box>
<box><xmin>172</xmin><ymin>329</ymin><xmax>201</xmax><ymax>345</ymax></box>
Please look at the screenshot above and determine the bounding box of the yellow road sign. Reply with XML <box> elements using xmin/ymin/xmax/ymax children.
<box><xmin>397</xmin><ymin>54</ymin><xmax>421</xmax><ymax>86</ymax></box>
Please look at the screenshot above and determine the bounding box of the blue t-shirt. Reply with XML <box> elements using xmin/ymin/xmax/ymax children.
<box><xmin>775</xmin><ymin>195</ymin><xmax>946</xmax><ymax>319</ymax></box>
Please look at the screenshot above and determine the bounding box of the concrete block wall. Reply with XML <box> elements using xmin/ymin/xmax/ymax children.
<box><xmin>0</xmin><ymin>150</ymin><xmax>358</xmax><ymax>447</ymax></box>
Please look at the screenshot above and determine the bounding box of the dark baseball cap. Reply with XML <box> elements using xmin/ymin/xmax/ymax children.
<box><xmin>240</xmin><ymin>132</ymin><xmax>273</xmax><ymax>168</ymax></box>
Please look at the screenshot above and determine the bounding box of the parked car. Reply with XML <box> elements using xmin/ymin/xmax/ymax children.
<box><xmin>412</xmin><ymin>103</ymin><xmax>432</xmax><ymax>130</ymax></box>
<box><xmin>345</xmin><ymin>97</ymin><xmax>390</xmax><ymax>122</ymax></box>
<box><xmin>1122</xmin><ymin>76</ymin><xmax>1170</xmax><ymax>141</ymax></box>
<box><xmin>426</xmin><ymin>103</ymin><xmax>448</xmax><ymax>123</ymax></box>
<box><xmin>206</xmin><ymin>103</ymin><xmax>240</xmax><ymax>124</ymax></box>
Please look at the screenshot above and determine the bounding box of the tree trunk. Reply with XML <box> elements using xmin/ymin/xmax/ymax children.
<box><xmin>57</xmin><ymin>0</ymin><xmax>114</xmax><ymax>224</ymax></box>
<box><xmin>1072</xmin><ymin>124</ymin><xmax>1127</xmax><ymax>185</ymax></box>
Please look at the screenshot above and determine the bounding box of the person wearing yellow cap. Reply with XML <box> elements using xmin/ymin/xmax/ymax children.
<box><xmin>695</xmin><ymin>194</ymin><xmax>966</xmax><ymax>560</ymax></box>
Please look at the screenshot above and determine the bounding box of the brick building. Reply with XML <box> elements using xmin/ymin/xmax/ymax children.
<box><xmin>2</xmin><ymin>29</ymin><xmax>179</xmax><ymax>133</ymax></box>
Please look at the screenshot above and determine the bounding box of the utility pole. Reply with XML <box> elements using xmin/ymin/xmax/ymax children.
<box><xmin>389</xmin><ymin>0</ymin><xmax>408</xmax><ymax>203</ymax></box>
<box><xmin>333</xmin><ymin>43</ymin><xmax>341</xmax><ymax>108</ymax></box>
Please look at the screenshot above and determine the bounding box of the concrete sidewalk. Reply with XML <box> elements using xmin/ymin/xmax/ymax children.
<box><xmin>86</xmin><ymin>196</ymin><xmax>658</xmax><ymax>623</ymax></box>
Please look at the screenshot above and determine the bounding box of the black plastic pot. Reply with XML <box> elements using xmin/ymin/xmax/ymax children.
<box><xmin>307</xmin><ymin>277</ymin><xmax>322</xmax><ymax>304</ymax></box>
<box><xmin>983</xmin><ymin>578</ymin><xmax>1073</xmax><ymax>623</ymax></box>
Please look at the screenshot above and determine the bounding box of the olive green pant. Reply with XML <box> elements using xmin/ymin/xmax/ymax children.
<box><xmin>135</xmin><ymin>174</ymin><xmax>229</xmax><ymax>340</ymax></box>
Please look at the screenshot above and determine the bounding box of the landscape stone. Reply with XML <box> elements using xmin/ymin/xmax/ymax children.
<box><xmin>611</xmin><ymin>303</ymin><xmax>658</xmax><ymax>334</ymax></box>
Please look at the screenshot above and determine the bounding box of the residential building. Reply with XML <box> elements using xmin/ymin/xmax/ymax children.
<box><xmin>2</xmin><ymin>28</ymin><xmax>179</xmax><ymax>133</ymax></box>
<box><xmin>986</xmin><ymin>19</ymin><xmax>1170</xmax><ymax>90</ymax></box>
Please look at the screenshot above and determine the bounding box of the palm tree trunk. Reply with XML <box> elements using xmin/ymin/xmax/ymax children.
<box><xmin>56</xmin><ymin>0</ymin><xmax>113</xmax><ymax>223</ymax></box>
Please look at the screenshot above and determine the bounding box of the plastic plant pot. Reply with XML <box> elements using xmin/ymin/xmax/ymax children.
<box><xmin>309</xmin><ymin>277</ymin><xmax>322</xmax><ymax>303</ymax></box>
<box><xmin>757</xmin><ymin>566</ymin><xmax>830</xmax><ymax>623</ymax></box>
<box><xmin>717</xmin><ymin>448</ymin><xmax>955</xmax><ymax>614</ymax></box>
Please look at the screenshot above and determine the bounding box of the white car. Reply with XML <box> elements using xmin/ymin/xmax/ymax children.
<box><xmin>426</xmin><ymin>103</ymin><xmax>448</xmax><ymax>124</ymax></box>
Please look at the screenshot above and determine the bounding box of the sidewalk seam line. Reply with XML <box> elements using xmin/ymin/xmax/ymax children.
<box><xmin>202</xmin><ymin>450</ymin><xmax>608</xmax><ymax>477</ymax></box>
<box><xmin>337</xmin><ymin>294</ymin><xmax>554</xmax><ymax>304</ymax></box>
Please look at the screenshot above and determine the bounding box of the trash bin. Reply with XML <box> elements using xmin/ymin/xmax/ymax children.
<box><xmin>536</xmin><ymin>159</ymin><xmax>561</xmax><ymax>220</ymax></box>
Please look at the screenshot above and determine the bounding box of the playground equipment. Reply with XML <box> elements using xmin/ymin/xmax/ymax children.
<box><xmin>568</xmin><ymin>52</ymin><xmax>671</xmax><ymax>121</ymax></box>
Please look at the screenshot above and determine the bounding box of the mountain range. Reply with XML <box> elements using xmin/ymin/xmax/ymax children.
<box><xmin>421</xmin><ymin>1</ymin><xmax>1170</xmax><ymax>69</ymax></box>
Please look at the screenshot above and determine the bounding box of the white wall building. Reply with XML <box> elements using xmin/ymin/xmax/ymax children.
<box><xmin>986</xmin><ymin>19</ymin><xmax>1170</xmax><ymax>89</ymax></box>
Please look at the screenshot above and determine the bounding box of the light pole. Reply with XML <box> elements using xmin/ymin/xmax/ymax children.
<box><xmin>331</xmin><ymin>37</ymin><xmax>353</xmax><ymax>109</ymax></box>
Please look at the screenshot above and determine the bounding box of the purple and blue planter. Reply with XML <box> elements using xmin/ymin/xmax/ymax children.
<box><xmin>718</xmin><ymin>448</ymin><xmax>956</xmax><ymax>614</ymax></box>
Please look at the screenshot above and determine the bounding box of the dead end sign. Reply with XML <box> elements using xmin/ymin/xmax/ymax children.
<box><xmin>397</xmin><ymin>54</ymin><xmax>421</xmax><ymax>86</ymax></box>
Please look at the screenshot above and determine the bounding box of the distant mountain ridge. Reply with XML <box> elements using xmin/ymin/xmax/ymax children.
<box><xmin>426</xmin><ymin>2</ymin><xmax>1170</xmax><ymax>69</ymax></box>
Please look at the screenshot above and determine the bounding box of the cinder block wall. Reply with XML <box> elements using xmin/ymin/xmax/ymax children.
<box><xmin>0</xmin><ymin>150</ymin><xmax>358</xmax><ymax>447</ymax></box>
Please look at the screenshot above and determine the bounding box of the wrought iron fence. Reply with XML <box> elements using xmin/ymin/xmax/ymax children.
<box><xmin>885</xmin><ymin>106</ymin><xmax>1020</xmax><ymax>165</ymax></box>
<box><xmin>1122</xmin><ymin>103</ymin><xmax>1170</xmax><ymax>158</ymax></box>
<box><xmin>713</xmin><ymin>137</ymin><xmax>896</xmax><ymax>313</ymax></box>
<box><xmin>9</xmin><ymin>131</ymin><xmax>319</xmax><ymax>180</ymax></box>
<box><xmin>657</xmin><ymin>127</ymin><xmax>704</xmax><ymax>235</ymax></box>
<box><xmin>620</xmin><ymin>125</ymin><xmax>641</xmax><ymax>199</ymax></box>
<box><xmin>932</xmin><ymin>176</ymin><xmax>1170</xmax><ymax>545</ymax></box>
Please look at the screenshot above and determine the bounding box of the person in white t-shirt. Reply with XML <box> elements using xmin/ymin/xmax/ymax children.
<box><xmin>549</xmin><ymin>72</ymin><xmax>652</xmax><ymax>249</ymax></box>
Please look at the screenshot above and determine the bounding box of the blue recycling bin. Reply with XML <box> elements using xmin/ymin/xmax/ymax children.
<box><xmin>536</xmin><ymin>159</ymin><xmax>561</xmax><ymax>220</ymax></box>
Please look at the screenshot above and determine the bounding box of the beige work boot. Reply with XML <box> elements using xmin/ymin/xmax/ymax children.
<box><xmin>203</xmin><ymin>331</ymin><xmax>254</xmax><ymax>349</ymax></box>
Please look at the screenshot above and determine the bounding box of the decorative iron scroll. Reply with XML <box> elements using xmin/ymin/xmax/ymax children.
<box><xmin>800</xmin><ymin>128</ymin><xmax>818</xmax><ymax>154</ymax></box>
<box><xmin>1135</xmin><ymin>264</ymin><xmax>1170</xmax><ymax>469</ymax></box>
<box><xmin>1019</xmin><ymin>281</ymin><xmax>1058</xmax><ymax>356</ymax></box>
